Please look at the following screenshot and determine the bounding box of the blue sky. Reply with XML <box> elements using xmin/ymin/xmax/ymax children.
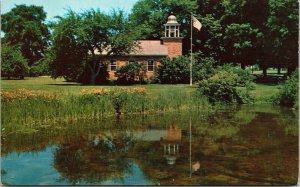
<box><xmin>1</xmin><ymin>0</ymin><xmax>139</xmax><ymax>21</ymax></box>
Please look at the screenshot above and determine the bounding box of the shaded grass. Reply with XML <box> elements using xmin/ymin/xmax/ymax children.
<box><xmin>249</xmin><ymin>83</ymin><xmax>280</xmax><ymax>103</ymax></box>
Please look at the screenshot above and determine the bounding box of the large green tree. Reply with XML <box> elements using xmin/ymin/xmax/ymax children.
<box><xmin>223</xmin><ymin>23</ymin><xmax>263</xmax><ymax>68</ymax></box>
<box><xmin>1</xmin><ymin>44</ymin><xmax>29</xmax><ymax>79</ymax></box>
<box><xmin>50</xmin><ymin>9</ymin><xmax>138</xmax><ymax>84</ymax></box>
<box><xmin>130</xmin><ymin>0</ymin><xmax>198</xmax><ymax>39</ymax></box>
<box><xmin>130</xmin><ymin>0</ymin><xmax>298</xmax><ymax>75</ymax></box>
<box><xmin>1</xmin><ymin>5</ymin><xmax>50</xmax><ymax>70</ymax></box>
<box><xmin>266</xmin><ymin>0</ymin><xmax>298</xmax><ymax>75</ymax></box>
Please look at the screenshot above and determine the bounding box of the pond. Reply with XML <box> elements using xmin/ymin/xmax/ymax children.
<box><xmin>1</xmin><ymin>104</ymin><xmax>298</xmax><ymax>185</ymax></box>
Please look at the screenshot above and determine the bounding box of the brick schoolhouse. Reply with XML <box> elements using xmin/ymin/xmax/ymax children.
<box><xmin>104</xmin><ymin>15</ymin><xmax>183</xmax><ymax>80</ymax></box>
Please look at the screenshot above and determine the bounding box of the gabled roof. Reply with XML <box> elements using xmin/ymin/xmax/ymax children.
<box><xmin>94</xmin><ymin>40</ymin><xmax>168</xmax><ymax>56</ymax></box>
<box><xmin>131</xmin><ymin>40</ymin><xmax>168</xmax><ymax>56</ymax></box>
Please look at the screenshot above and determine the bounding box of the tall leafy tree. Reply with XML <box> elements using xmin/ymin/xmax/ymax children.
<box><xmin>50</xmin><ymin>11</ymin><xmax>86</xmax><ymax>82</ymax></box>
<box><xmin>130</xmin><ymin>0</ymin><xmax>198</xmax><ymax>39</ymax></box>
<box><xmin>224</xmin><ymin>23</ymin><xmax>263</xmax><ymax>68</ymax></box>
<box><xmin>50</xmin><ymin>9</ymin><xmax>138</xmax><ymax>84</ymax></box>
<box><xmin>1</xmin><ymin>5</ymin><xmax>50</xmax><ymax>69</ymax></box>
<box><xmin>266</xmin><ymin>0</ymin><xmax>298</xmax><ymax>75</ymax></box>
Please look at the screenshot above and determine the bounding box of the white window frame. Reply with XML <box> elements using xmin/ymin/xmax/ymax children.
<box><xmin>110</xmin><ymin>59</ymin><xmax>117</xmax><ymax>72</ymax></box>
<box><xmin>147</xmin><ymin>59</ymin><xmax>154</xmax><ymax>72</ymax></box>
<box><xmin>128</xmin><ymin>60</ymin><xmax>135</xmax><ymax>65</ymax></box>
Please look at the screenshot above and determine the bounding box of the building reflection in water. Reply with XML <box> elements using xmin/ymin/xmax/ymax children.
<box><xmin>161</xmin><ymin>125</ymin><xmax>182</xmax><ymax>165</ymax></box>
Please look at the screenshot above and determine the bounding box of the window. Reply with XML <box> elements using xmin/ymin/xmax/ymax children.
<box><xmin>147</xmin><ymin>60</ymin><xmax>154</xmax><ymax>72</ymax></box>
<box><xmin>128</xmin><ymin>60</ymin><xmax>135</xmax><ymax>65</ymax></box>
<box><xmin>110</xmin><ymin>60</ymin><xmax>117</xmax><ymax>71</ymax></box>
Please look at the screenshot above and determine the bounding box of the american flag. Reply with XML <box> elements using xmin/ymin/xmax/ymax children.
<box><xmin>192</xmin><ymin>15</ymin><xmax>202</xmax><ymax>31</ymax></box>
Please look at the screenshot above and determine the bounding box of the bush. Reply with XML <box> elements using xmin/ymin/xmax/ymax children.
<box><xmin>198</xmin><ymin>70</ymin><xmax>253</xmax><ymax>104</ymax></box>
<box><xmin>217</xmin><ymin>64</ymin><xmax>254</xmax><ymax>87</ymax></box>
<box><xmin>272</xmin><ymin>70</ymin><xmax>298</xmax><ymax>108</ymax></box>
<box><xmin>193</xmin><ymin>57</ymin><xmax>217</xmax><ymax>82</ymax></box>
<box><xmin>1</xmin><ymin>44</ymin><xmax>28</xmax><ymax>79</ymax></box>
<box><xmin>157</xmin><ymin>56</ymin><xmax>190</xmax><ymax>84</ymax></box>
<box><xmin>30</xmin><ymin>60</ymin><xmax>51</xmax><ymax>76</ymax></box>
<box><xmin>115</xmin><ymin>62</ymin><xmax>146</xmax><ymax>84</ymax></box>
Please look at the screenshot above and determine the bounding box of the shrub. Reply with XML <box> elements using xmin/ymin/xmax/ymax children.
<box><xmin>115</xmin><ymin>62</ymin><xmax>146</xmax><ymax>84</ymax></box>
<box><xmin>157</xmin><ymin>56</ymin><xmax>190</xmax><ymax>84</ymax></box>
<box><xmin>198</xmin><ymin>70</ymin><xmax>253</xmax><ymax>104</ymax></box>
<box><xmin>1</xmin><ymin>44</ymin><xmax>28</xmax><ymax>79</ymax></box>
<box><xmin>272</xmin><ymin>70</ymin><xmax>298</xmax><ymax>108</ymax></box>
<box><xmin>30</xmin><ymin>60</ymin><xmax>51</xmax><ymax>76</ymax></box>
<box><xmin>193</xmin><ymin>57</ymin><xmax>217</xmax><ymax>82</ymax></box>
<box><xmin>217</xmin><ymin>64</ymin><xmax>254</xmax><ymax>87</ymax></box>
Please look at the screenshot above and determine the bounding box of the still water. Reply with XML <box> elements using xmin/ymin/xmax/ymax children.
<box><xmin>1</xmin><ymin>104</ymin><xmax>298</xmax><ymax>185</ymax></box>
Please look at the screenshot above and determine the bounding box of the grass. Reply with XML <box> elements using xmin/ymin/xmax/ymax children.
<box><xmin>252</xmin><ymin>69</ymin><xmax>287</xmax><ymax>75</ymax></box>
<box><xmin>1</xmin><ymin>77</ymin><xmax>209</xmax><ymax>132</ymax></box>
<box><xmin>1</xmin><ymin>76</ymin><xmax>281</xmax><ymax>133</ymax></box>
<box><xmin>1</xmin><ymin>76</ymin><xmax>197</xmax><ymax>96</ymax></box>
<box><xmin>250</xmin><ymin>83</ymin><xmax>280</xmax><ymax>103</ymax></box>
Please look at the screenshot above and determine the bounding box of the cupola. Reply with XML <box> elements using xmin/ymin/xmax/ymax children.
<box><xmin>164</xmin><ymin>15</ymin><xmax>180</xmax><ymax>38</ymax></box>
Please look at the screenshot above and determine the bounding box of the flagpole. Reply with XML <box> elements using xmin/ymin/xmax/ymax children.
<box><xmin>190</xmin><ymin>13</ymin><xmax>193</xmax><ymax>86</ymax></box>
<box><xmin>189</xmin><ymin>117</ymin><xmax>192</xmax><ymax>177</ymax></box>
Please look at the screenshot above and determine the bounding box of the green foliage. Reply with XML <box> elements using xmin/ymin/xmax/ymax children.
<box><xmin>193</xmin><ymin>56</ymin><xmax>217</xmax><ymax>82</ymax></box>
<box><xmin>1</xmin><ymin>44</ymin><xmax>28</xmax><ymax>79</ymax></box>
<box><xmin>224</xmin><ymin>23</ymin><xmax>263</xmax><ymax>67</ymax></box>
<box><xmin>130</xmin><ymin>0</ymin><xmax>198</xmax><ymax>39</ymax></box>
<box><xmin>49</xmin><ymin>10</ymin><xmax>88</xmax><ymax>82</ymax></box>
<box><xmin>157</xmin><ymin>56</ymin><xmax>190</xmax><ymax>84</ymax></box>
<box><xmin>50</xmin><ymin>9</ymin><xmax>138</xmax><ymax>84</ymax></box>
<box><xmin>30</xmin><ymin>56</ymin><xmax>51</xmax><ymax>76</ymax></box>
<box><xmin>115</xmin><ymin>62</ymin><xmax>147</xmax><ymax>84</ymax></box>
<box><xmin>198</xmin><ymin>67</ymin><xmax>254</xmax><ymax>104</ymax></box>
<box><xmin>266</xmin><ymin>0</ymin><xmax>298</xmax><ymax>74</ymax></box>
<box><xmin>217</xmin><ymin>64</ymin><xmax>254</xmax><ymax>87</ymax></box>
<box><xmin>130</xmin><ymin>0</ymin><xmax>298</xmax><ymax>72</ymax></box>
<box><xmin>111</xmin><ymin>91</ymin><xmax>129</xmax><ymax>114</ymax></box>
<box><xmin>1</xmin><ymin>5</ymin><xmax>50</xmax><ymax>67</ymax></box>
<box><xmin>272</xmin><ymin>70</ymin><xmax>298</xmax><ymax>107</ymax></box>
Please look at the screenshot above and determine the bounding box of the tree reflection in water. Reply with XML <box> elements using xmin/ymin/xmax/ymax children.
<box><xmin>1</xmin><ymin>104</ymin><xmax>298</xmax><ymax>185</ymax></box>
<box><xmin>54</xmin><ymin>131</ymin><xmax>135</xmax><ymax>185</ymax></box>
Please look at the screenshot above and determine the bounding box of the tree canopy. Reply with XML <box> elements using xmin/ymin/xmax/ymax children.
<box><xmin>49</xmin><ymin>9</ymin><xmax>139</xmax><ymax>84</ymax></box>
<box><xmin>1</xmin><ymin>1</ymin><xmax>298</xmax><ymax>80</ymax></box>
<box><xmin>1</xmin><ymin>5</ymin><xmax>50</xmax><ymax>69</ymax></box>
<box><xmin>1</xmin><ymin>43</ymin><xmax>29</xmax><ymax>79</ymax></box>
<box><xmin>130</xmin><ymin>0</ymin><xmax>298</xmax><ymax>74</ymax></box>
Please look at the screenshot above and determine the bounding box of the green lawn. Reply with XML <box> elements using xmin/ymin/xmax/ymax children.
<box><xmin>250</xmin><ymin>83</ymin><xmax>280</xmax><ymax>102</ymax></box>
<box><xmin>252</xmin><ymin>69</ymin><xmax>287</xmax><ymax>75</ymax></box>
<box><xmin>1</xmin><ymin>76</ymin><xmax>281</xmax><ymax>132</ymax></box>
<box><xmin>1</xmin><ymin>76</ymin><xmax>197</xmax><ymax>96</ymax></box>
<box><xmin>1</xmin><ymin>76</ymin><xmax>280</xmax><ymax>100</ymax></box>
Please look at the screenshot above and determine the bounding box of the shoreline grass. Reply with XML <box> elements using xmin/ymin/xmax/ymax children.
<box><xmin>1</xmin><ymin>77</ymin><xmax>281</xmax><ymax>133</ymax></box>
<box><xmin>1</xmin><ymin>87</ymin><xmax>209</xmax><ymax>133</ymax></box>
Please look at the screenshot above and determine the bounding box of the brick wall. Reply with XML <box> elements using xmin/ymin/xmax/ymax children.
<box><xmin>105</xmin><ymin>56</ymin><xmax>164</xmax><ymax>80</ymax></box>
<box><xmin>162</xmin><ymin>38</ymin><xmax>183</xmax><ymax>59</ymax></box>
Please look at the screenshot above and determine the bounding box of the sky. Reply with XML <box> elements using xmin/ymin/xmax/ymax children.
<box><xmin>1</xmin><ymin>0</ymin><xmax>139</xmax><ymax>21</ymax></box>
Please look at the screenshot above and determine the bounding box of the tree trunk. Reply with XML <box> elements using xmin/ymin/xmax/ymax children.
<box><xmin>90</xmin><ymin>73</ymin><xmax>97</xmax><ymax>85</ymax></box>
<box><xmin>88</xmin><ymin>53</ymin><xmax>102</xmax><ymax>85</ymax></box>
<box><xmin>287</xmin><ymin>65</ymin><xmax>296</xmax><ymax>76</ymax></box>
<box><xmin>241</xmin><ymin>63</ymin><xmax>246</xmax><ymax>70</ymax></box>
<box><xmin>277</xmin><ymin>66</ymin><xmax>281</xmax><ymax>74</ymax></box>
<box><xmin>263</xmin><ymin>67</ymin><xmax>267</xmax><ymax>77</ymax></box>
